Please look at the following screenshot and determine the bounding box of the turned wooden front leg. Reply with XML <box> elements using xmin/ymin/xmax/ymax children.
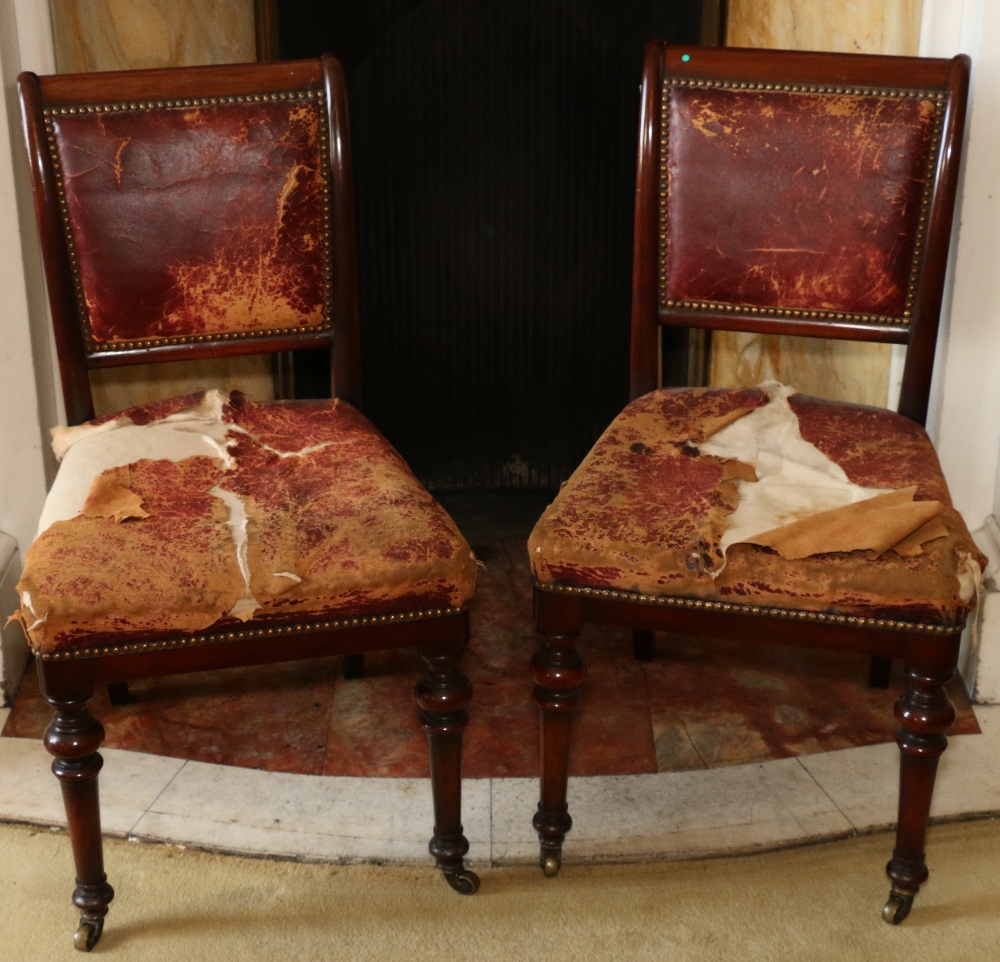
<box><xmin>883</xmin><ymin>659</ymin><xmax>956</xmax><ymax>924</ymax></box>
<box><xmin>530</xmin><ymin>606</ymin><xmax>584</xmax><ymax>877</ymax></box>
<box><xmin>41</xmin><ymin>680</ymin><xmax>115</xmax><ymax>951</ymax></box>
<box><xmin>416</xmin><ymin>632</ymin><xmax>479</xmax><ymax>894</ymax></box>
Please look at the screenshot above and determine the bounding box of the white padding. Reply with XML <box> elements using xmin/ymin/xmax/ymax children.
<box><xmin>38</xmin><ymin>390</ymin><xmax>232</xmax><ymax>537</ymax></box>
<box><xmin>700</xmin><ymin>382</ymin><xmax>886</xmax><ymax>556</ymax></box>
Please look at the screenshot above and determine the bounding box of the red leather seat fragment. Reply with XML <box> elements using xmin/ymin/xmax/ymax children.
<box><xmin>18</xmin><ymin>391</ymin><xmax>477</xmax><ymax>655</ymax></box>
<box><xmin>529</xmin><ymin>386</ymin><xmax>982</xmax><ymax>628</ymax></box>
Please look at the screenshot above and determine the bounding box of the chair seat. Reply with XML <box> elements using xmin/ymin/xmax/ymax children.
<box><xmin>529</xmin><ymin>384</ymin><xmax>983</xmax><ymax>628</ymax></box>
<box><xmin>18</xmin><ymin>390</ymin><xmax>477</xmax><ymax>656</ymax></box>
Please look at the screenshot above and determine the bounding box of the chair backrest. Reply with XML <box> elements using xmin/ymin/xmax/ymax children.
<box><xmin>630</xmin><ymin>42</ymin><xmax>970</xmax><ymax>425</ymax></box>
<box><xmin>18</xmin><ymin>55</ymin><xmax>361</xmax><ymax>426</ymax></box>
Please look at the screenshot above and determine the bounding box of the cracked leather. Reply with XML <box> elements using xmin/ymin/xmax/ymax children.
<box><xmin>51</xmin><ymin>99</ymin><xmax>327</xmax><ymax>345</ymax></box>
<box><xmin>664</xmin><ymin>87</ymin><xmax>937</xmax><ymax>317</ymax></box>
<box><xmin>18</xmin><ymin>392</ymin><xmax>478</xmax><ymax>654</ymax></box>
<box><xmin>528</xmin><ymin>387</ymin><xmax>984</xmax><ymax>628</ymax></box>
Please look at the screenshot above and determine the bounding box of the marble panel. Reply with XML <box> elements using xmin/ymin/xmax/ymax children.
<box><xmin>0</xmin><ymin>736</ymin><xmax>184</xmax><ymax>835</ymax></box>
<box><xmin>4</xmin><ymin>658</ymin><xmax>344</xmax><ymax>776</ymax></box>
<box><xmin>726</xmin><ymin>0</ymin><xmax>923</xmax><ymax>56</ymax></box>
<box><xmin>490</xmin><ymin>760</ymin><xmax>853</xmax><ymax>864</ymax></box>
<box><xmin>90</xmin><ymin>359</ymin><xmax>275</xmax><ymax>418</ymax></box>
<box><xmin>797</xmin><ymin>741</ymin><xmax>900</xmax><ymax>832</ymax></box>
<box><xmin>134</xmin><ymin>760</ymin><xmax>493</xmax><ymax>863</ymax></box>
<box><xmin>709</xmin><ymin>334</ymin><xmax>893</xmax><ymax>408</ymax></box>
<box><xmin>565</xmin><ymin>627</ymin><xmax>658</xmax><ymax>777</ymax></box>
<box><xmin>932</xmin><ymin>707</ymin><xmax>1000</xmax><ymax>819</ymax></box>
<box><xmin>801</xmin><ymin>706</ymin><xmax>1000</xmax><ymax>832</ymax></box>
<box><xmin>643</xmin><ymin>636</ymin><xmax>978</xmax><ymax>772</ymax></box>
<box><xmin>49</xmin><ymin>0</ymin><xmax>257</xmax><ymax>73</ymax></box>
<box><xmin>320</xmin><ymin>647</ymin><xmax>430</xmax><ymax>779</ymax></box>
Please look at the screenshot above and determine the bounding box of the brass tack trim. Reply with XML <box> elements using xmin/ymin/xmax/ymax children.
<box><xmin>657</xmin><ymin>77</ymin><xmax>947</xmax><ymax>330</ymax></box>
<box><xmin>83</xmin><ymin>325</ymin><xmax>333</xmax><ymax>353</ymax></box>
<box><xmin>665</xmin><ymin>77</ymin><xmax>946</xmax><ymax>101</ymax></box>
<box><xmin>661</xmin><ymin>298</ymin><xmax>910</xmax><ymax>330</ymax></box>
<box><xmin>44</xmin><ymin>89</ymin><xmax>335</xmax><ymax>354</ymax></box>
<box><xmin>40</xmin><ymin>606</ymin><xmax>465</xmax><ymax>662</ymax></box>
<box><xmin>536</xmin><ymin>582</ymin><xmax>957</xmax><ymax>635</ymax></box>
<box><xmin>44</xmin><ymin>89</ymin><xmax>321</xmax><ymax>118</ymax></box>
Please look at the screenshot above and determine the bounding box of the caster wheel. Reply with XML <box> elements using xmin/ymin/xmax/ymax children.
<box><xmin>444</xmin><ymin>869</ymin><xmax>481</xmax><ymax>895</ymax></box>
<box><xmin>74</xmin><ymin>918</ymin><xmax>103</xmax><ymax>952</ymax></box>
<box><xmin>882</xmin><ymin>890</ymin><xmax>914</xmax><ymax>926</ymax></box>
<box><xmin>542</xmin><ymin>852</ymin><xmax>561</xmax><ymax>878</ymax></box>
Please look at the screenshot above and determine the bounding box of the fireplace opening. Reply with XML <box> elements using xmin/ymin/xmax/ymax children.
<box><xmin>274</xmin><ymin>1</ymin><xmax>723</xmax><ymax>490</ymax></box>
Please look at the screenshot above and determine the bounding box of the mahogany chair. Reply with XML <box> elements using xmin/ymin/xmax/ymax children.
<box><xmin>16</xmin><ymin>55</ymin><xmax>479</xmax><ymax>951</ymax></box>
<box><xmin>528</xmin><ymin>42</ymin><xmax>979</xmax><ymax>924</ymax></box>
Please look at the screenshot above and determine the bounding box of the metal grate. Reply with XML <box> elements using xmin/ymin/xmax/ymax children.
<box><xmin>278</xmin><ymin>0</ymin><xmax>711</xmax><ymax>489</ymax></box>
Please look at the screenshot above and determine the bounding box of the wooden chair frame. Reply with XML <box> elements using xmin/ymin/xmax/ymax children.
<box><xmin>531</xmin><ymin>42</ymin><xmax>971</xmax><ymax>926</ymax></box>
<box><xmin>18</xmin><ymin>55</ymin><xmax>478</xmax><ymax>952</ymax></box>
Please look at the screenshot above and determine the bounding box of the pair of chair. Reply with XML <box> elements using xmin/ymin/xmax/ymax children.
<box><xmin>14</xmin><ymin>43</ymin><xmax>977</xmax><ymax>951</ymax></box>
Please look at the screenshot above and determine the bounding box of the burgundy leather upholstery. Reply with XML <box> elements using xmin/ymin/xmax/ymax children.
<box><xmin>530</xmin><ymin>387</ymin><xmax>982</xmax><ymax>628</ymax></box>
<box><xmin>49</xmin><ymin>96</ymin><xmax>329</xmax><ymax>349</ymax></box>
<box><xmin>663</xmin><ymin>84</ymin><xmax>938</xmax><ymax>321</ymax></box>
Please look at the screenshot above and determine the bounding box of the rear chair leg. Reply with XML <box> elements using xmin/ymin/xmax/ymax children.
<box><xmin>632</xmin><ymin>629</ymin><xmax>655</xmax><ymax>662</ymax></box>
<box><xmin>868</xmin><ymin>655</ymin><xmax>893</xmax><ymax>690</ymax></box>
<box><xmin>341</xmin><ymin>652</ymin><xmax>365</xmax><ymax>680</ymax></box>
<box><xmin>416</xmin><ymin>640</ymin><xmax>479</xmax><ymax>894</ymax></box>
<box><xmin>42</xmin><ymin>690</ymin><xmax>115</xmax><ymax>951</ymax></box>
<box><xmin>107</xmin><ymin>681</ymin><xmax>131</xmax><ymax>705</ymax></box>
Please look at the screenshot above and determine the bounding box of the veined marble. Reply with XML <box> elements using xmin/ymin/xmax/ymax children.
<box><xmin>726</xmin><ymin>0</ymin><xmax>923</xmax><ymax>56</ymax></box>
<box><xmin>49</xmin><ymin>0</ymin><xmax>257</xmax><ymax>72</ymax></box>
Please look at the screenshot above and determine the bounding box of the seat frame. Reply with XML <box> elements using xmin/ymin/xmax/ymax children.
<box><xmin>531</xmin><ymin>41</ymin><xmax>971</xmax><ymax>926</ymax></box>
<box><xmin>18</xmin><ymin>56</ymin><xmax>478</xmax><ymax>952</ymax></box>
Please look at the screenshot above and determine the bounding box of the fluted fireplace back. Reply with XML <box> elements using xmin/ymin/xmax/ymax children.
<box><xmin>276</xmin><ymin>0</ymin><xmax>719</xmax><ymax>489</ymax></box>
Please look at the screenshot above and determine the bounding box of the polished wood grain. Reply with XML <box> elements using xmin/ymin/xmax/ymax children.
<box><xmin>18</xmin><ymin>55</ymin><xmax>476</xmax><ymax>949</ymax></box>
<box><xmin>536</xmin><ymin>41</ymin><xmax>972</xmax><ymax>927</ymax></box>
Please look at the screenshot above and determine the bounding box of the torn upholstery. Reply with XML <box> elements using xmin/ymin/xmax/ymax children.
<box><xmin>18</xmin><ymin>391</ymin><xmax>477</xmax><ymax>655</ymax></box>
<box><xmin>529</xmin><ymin>385</ymin><xmax>984</xmax><ymax>628</ymax></box>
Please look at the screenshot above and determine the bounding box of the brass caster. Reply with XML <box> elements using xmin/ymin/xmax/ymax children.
<box><xmin>542</xmin><ymin>852</ymin><xmax>561</xmax><ymax>878</ymax></box>
<box><xmin>444</xmin><ymin>869</ymin><xmax>481</xmax><ymax>895</ymax></box>
<box><xmin>882</xmin><ymin>890</ymin><xmax>915</xmax><ymax>926</ymax></box>
<box><xmin>74</xmin><ymin>918</ymin><xmax>104</xmax><ymax>952</ymax></box>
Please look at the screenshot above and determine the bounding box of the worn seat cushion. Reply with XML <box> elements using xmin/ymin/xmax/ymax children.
<box><xmin>529</xmin><ymin>385</ymin><xmax>983</xmax><ymax>628</ymax></box>
<box><xmin>18</xmin><ymin>391</ymin><xmax>477</xmax><ymax>655</ymax></box>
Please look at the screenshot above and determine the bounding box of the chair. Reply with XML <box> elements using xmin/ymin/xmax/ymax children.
<box><xmin>528</xmin><ymin>42</ymin><xmax>979</xmax><ymax>924</ymax></box>
<box><xmin>16</xmin><ymin>55</ymin><xmax>480</xmax><ymax>952</ymax></box>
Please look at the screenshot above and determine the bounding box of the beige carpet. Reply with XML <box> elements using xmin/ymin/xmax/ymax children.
<box><xmin>4</xmin><ymin>818</ymin><xmax>1000</xmax><ymax>961</ymax></box>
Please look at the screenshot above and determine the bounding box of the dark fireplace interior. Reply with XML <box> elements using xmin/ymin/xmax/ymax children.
<box><xmin>275</xmin><ymin>1</ymin><xmax>721</xmax><ymax>491</ymax></box>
